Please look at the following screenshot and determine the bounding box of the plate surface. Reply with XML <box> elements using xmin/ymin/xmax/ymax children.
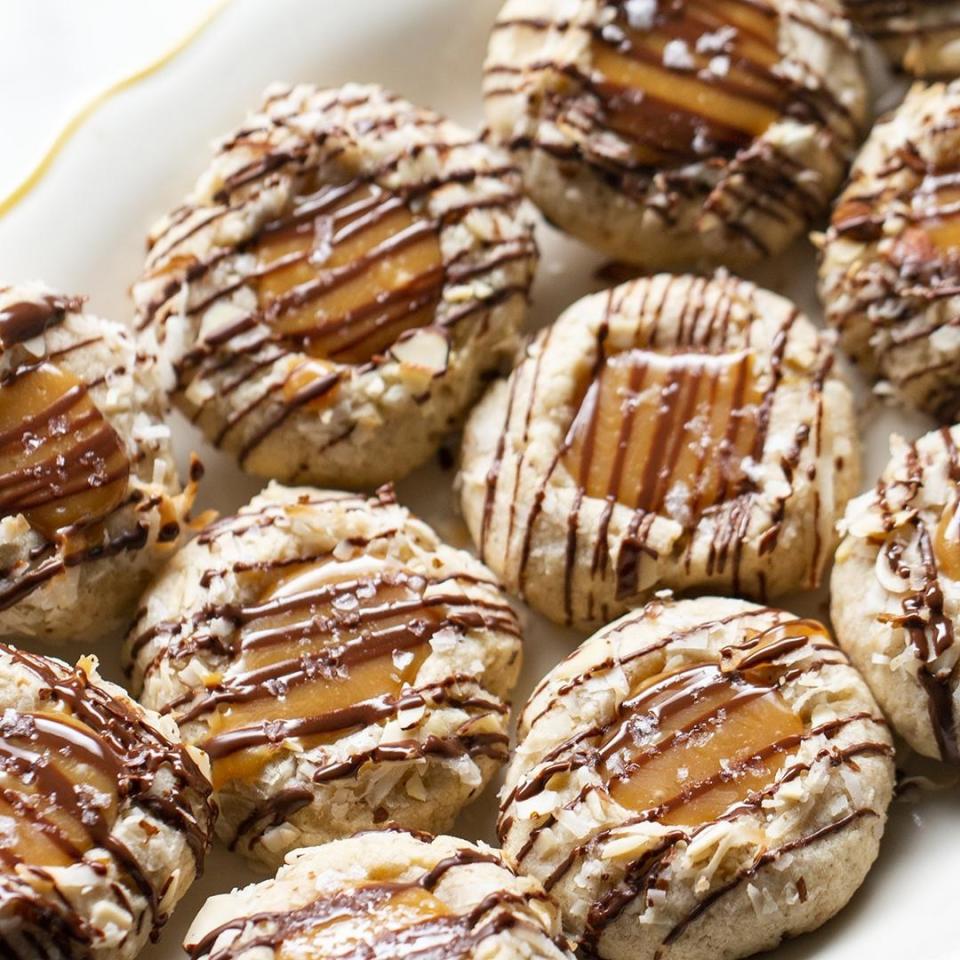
<box><xmin>0</xmin><ymin>2</ymin><xmax>956</xmax><ymax>958</ymax></box>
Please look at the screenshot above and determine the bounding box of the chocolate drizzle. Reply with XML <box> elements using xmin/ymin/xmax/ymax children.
<box><xmin>0</xmin><ymin>293</ymin><xmax>162</xmax><ymax>614</ymax></box>
<box><xmin>484</xmin><ymin>0</ymin><xmax>860</xmax><ymax>255</ymax></box>
<box><xmin>0</xmin><ymin>644</ymin><xmax>214</xmax><ymax>956</ymax></box>
<box><xmin>476</xmin><ymin>275</ymin><xmax>832</xmax><ymax>626</ymax></box>
<box><xmin>826</xmin><ymin>128</ymin><xmax>960</xmax><ymax>419</ymax></box>
<box><xmin>499</xmin><ymin>609</ymin><xmax>892</xmax><ymax>954</ymax></box>
<box><xmin>188</xmin><ymin>843</ymin><xmax>564</xmax><ymax>960</ymax></box>
<box><xmin>129</xmin><ymin>491</ymin><xmax>520</xmax><ymax>853</ymax></box>
<box><xmin>0</xmin><ymin>294</ymin><xmax>83</xmax><ymax>348</ymax></box>
<box><xmin>843</xmin><ymin>0</ymin><xmax>960</xmax><ymax>64</ymax></box>
<box><xmin>872</xmin><ymin>430</ymin><xmax>960</xmax><ymax>762</ymax></box>
<box><xmin>136</xmin><ymin>85</ymin><xmax>535</xmax><ymax>468</ymax></box>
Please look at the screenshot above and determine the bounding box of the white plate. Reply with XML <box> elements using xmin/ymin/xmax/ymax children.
<box><xmin>0</xmin><ymin>2</ymin><xmax>956</xmax><ymax>958</ymax></box>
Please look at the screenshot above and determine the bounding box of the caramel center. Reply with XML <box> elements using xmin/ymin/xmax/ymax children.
<box><xmin>0</xmin><ymin>362</ymin><xmax>130</xmax><ymax>539</ymax></box>
<box><xmin>254</xmin><ymin>179</ymin><xmax>445</xmax><ymax>365</ymax></box>
<box><xmin>562</xmin><ymin>348</ymin><xmax>762</xmax><ymax>517</ymax></box>
<box><xmin>278</xmin><ymin>885</ymin><xmax>450</xmax><ymax>959</ymax></box>
<box><xmin>202</xmin><ymin>563</ymin><xmax>440</xmax><ymax>788</ymax></box>
<box><xmin>0</xmin><ymin>710</ymin><xmax>120</xmax><ymax>870</ymax></box>
<box><xmin>935</xmin><ymin>497</ymin><xmax>960</xmax><ymax>581</ymax></box>
<box><xmin>601</xmin><ymin>642</ymin><xmax>804</xmax><ymax>826</ymax></box>
<box><xmin>591</xmin><ymin>0</ymin><xmax>785</xmax><ymax>165</ymax></box>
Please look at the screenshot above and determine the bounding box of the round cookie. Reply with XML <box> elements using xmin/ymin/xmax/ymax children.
<box><xmin>459</xmin><ymin>273</ymin><xmax>859</xmax><ymax>630</ymax></box>
<box><xmin>0</xmin><ymin>642</ymin><xmax>215</xmax><ymax>959</ymax></box>
<box><xmin>499</xmin><ymin>597</ymin><xmax>894</xmax><ymax>960</ymax></box>
<box><xmin>844</xmin><ymin>0</ymin><xmax>960</xmax><ymax>76</ymax></box>
<box><xmin>0</xmin><ymin>283</ymin><xmax>198</xmax><ymax>643</ymax></box>
<box><xmin>133</xmin><ymin>82</ymin><xmax>537</xmax><ymax>489</ymax></box>
<box><xmin>125</xmin><ymin>483</ymin><xmax>522</xmax><ymax>868</ymax></box>
<box><xmin>819</xmin><ymin>80</ymin><xmax>960</xmax><ymax>421</ymax></box>
<box><xmin>184</xmin><ymin>830</ymin><xmax>573</xmax><ymax>959</ymax></box>
<box><xmin>483</xmin><ymin>0</ymin><xmax>866</xmax><ymax>269</ymax></box>
<box><xmin>832</xmin><ymin>425</ymin><xmax>960</xmax><ymax>763</ymax></box>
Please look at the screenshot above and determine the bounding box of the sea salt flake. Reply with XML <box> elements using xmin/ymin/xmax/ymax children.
<box><xmin>663</xmin><ymin>39</ymin><xmax>695</xmax><ymax>70</ymax></box>
<box><xmin>624</xmin><ymin>0</ymin><xmax>657</xmax><ymax>30</ymax></box>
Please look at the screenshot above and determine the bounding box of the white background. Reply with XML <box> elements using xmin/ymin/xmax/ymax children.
<box><xmin>0</xmin><ymin>2</ymin><xmax>956</xmax><ymax>958</ymax></box>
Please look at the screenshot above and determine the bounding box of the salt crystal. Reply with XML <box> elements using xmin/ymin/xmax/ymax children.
<box><xmin>624</xmin><ymin>0</ymin><xmax>657</xmax><ymax>30</ymax></box>
<box><xmin>663</xmin><ymin>39</ymin><xmax>695</xmax><ymax>70</ymax></box>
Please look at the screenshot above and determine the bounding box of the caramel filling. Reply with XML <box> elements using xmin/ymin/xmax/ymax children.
<box><xmin>601</xmin><ymin>650</ymin><xmax>803</xmax><ymax>825</ymax></box>
<box><xmin>591</xmin><ymin>0</ymin><xmax>785</xmax><ymax>164</ymax></box>
<box><xmin>910</xmin><ymin>180</ymin><xmax>960</xmax><ymax>253</ymax></box>
<box><xmin>562</xmin><ymin>348</ymin><xmax>762</xmax><ymax>516</ymax></box>
<box><xmin>203</xmin><ymin>564</ymin><xmax>438</xmax><ymax>788</ymax></box>
<box><xmin>278</xmin><ymin>885</ymin><xmax>450</xmax><ymax>959</ymax></box>
<box><xmin>835</xmin><ymin>176</ymin><xmax>960</xmax><ymax>255</ymax></box>
<box><xmin>935</xmin><ymin>498</ymin><xmax>960</xmax><ymax>581</ymax></box>
<box><xmin>254</xmin><ymin>179</ymin><xmax>444</xmax><ymax>365</ymax></box>
<box><xmin>0</xmin><ymin>710</ymin><xmax>120</xmax><ymax>870</ymax></box>
<box><xmin>0</xmin><ymin>362</ymin><xmax>130</xmax><ymax>539</ymax></box>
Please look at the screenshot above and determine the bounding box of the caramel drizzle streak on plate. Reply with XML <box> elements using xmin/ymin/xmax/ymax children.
<box><xmin>137</xmin><ymin>88</ymin><xmax>534</xmax><ymax>464</ymax></box>
<box><xmin>485</xmin><ymin>1</ymin><xmax>855</xmax><ymax>249</ymax></box>
<box><xmin>876</xmin><ymin>428</ymin><xmax>960</xmax><ymax>762</ymax></box>
<box><xmin>498</xmin><ymin>614</ymin><xmax>891</xmax><ymax>953</ymax></box>
<box><xmin>188</xmin><ymin>845</ymin><xmax>563</xmax><ymax>960</ymax></box>
<box><xmin>0</xmin><ymin>646</ymin><xmax>215</xmax><ymax>954</ymax></box>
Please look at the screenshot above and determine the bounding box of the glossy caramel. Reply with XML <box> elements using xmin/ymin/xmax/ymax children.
<box><xmin>278</xmin><ymin>885</ymin><xmax>450</xmax><ymax>959</ymax></box>
<box><xmin>0</xmin><ymin>362</ymin><xmax>129</xmax><ymax>539</ymax></box>
<box><xmin>591</xmin><ymin>0</ymin><xmax>785</xmax><ymax>164</ymax></box>
<box><xmin>935</xmin><ymin>498</ymin><xmax>960</xmax><ymax>581</ymax></box>
<box><xmin>602</xmin><ymin>653</ymin><xmax>803</xmax><ymax>826</ymax></box>
<box><xmin>255</xmin><ymin>180</ymin><xmax>444</xmax><ymax>364</ymax></box>
<box><xmin>0</xmin><ymin>710</ymin><xmax>120</xmax><ymax>870</ymax></box>
<box><xmin>562</xmin><ymin>348</ymin><xmax>761</xmax><ymax>515</ymax></box>
<box><xmin>205</xmin><ymin>563</ymin><xmax>437</xmax><ymax>788</ymax></box>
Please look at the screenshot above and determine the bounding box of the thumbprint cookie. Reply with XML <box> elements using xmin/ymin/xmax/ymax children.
<box><xmin>499</xmin><ymin>597</ymin><xmax>894</xmax><ymax>960</ymax></box>
<box><xmin>833</xmin><ymin>425</ymin><xmax>960</xmax><ymax>763</ymax></box>
<box><xmin>819</xmin><ymin>81</ymin><xmax>960</xmax><ymax>420</ymax></box>
<box><xmin>459</xmin><ymin>273</ymin><xmax>858</xmax><ymax>630</ymax></box>
<box><xmin>133</xmin><ymin>82</ymin><xmax>537</xmax><ymax>489</ymax></box>
<box><xmin>184</xmin><ymin>830</ymin><xmax>573</xmax><ymax>960</ymax></box>
<box><xmin>0</xmin><ymin>284</ymin><xmax>198</xmax><ymax>643</ymax></box>
<box><xmin>125</xmin><ymin>484</ymin><xmax>522</xmax><ymax>868</ymax></box>
<box><xmin>483</xmin><ymin>0</ymin><xmax>866</xmax><ymax>269</ymax></box>
<box><xmin>843</xmin><ymin>1</ymin><xmax>960</xmax><ymax>76</ymax></box>
<box><xmin>0</xmin><ymin>643</ymin><xmax>215</xmax><ymax>959</ymax></box>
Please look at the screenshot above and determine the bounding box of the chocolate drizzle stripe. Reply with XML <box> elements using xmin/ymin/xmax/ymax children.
<box><xmin>137</xmin><ymin>90</ymin><xmax>534</xmax><ymax>466</ymax></box>
<box><xmin>657</xmin><ymin>809</ymin><xmax>877</xmax><ymax>953</ymax></box>
<box><xmin>0</xmin><ymin>645</ymin><xmax>214</xmax><ymax>948</ymax></box>
<box><xmin>878</xmin><ymin>440</ymin><xmax>960</xmax><ymax>762</ymax></box>
<box><xmin>188</xmin><ymin>845</ymin><xmax>561</xmax><ymax>960</ymax></box>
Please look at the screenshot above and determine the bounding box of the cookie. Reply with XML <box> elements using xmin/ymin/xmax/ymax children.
<box><xmin>459</xmin><ymin>273</ymin><xmax>858</xmax><ymax>630</ymax></box>
<box><xmin>844</xmin><ymin>0</ymin><xmax>960</xmax><ymax>76</ymax></box>
<box><xmin>183</xmin><ymin>829</ymin><xmax>572</xmax><ymax>959</ymax></box>
<box><xmin>0</xmin><ymin>643</ymin><xmax>215</xmax><ymax>959</ymax></box>
<box><xmin>125</xmin><ymin>483</ymin><xmax>522</xmax><ymax>868</ymax></box>
<box><xmin>819</xmin><ymin>80</ymin><xmax>960</xmax><ymax>420</ymax></box>
<box><xmin>483</xmin><ymin>0</ymin><xmax>866</xmax><ymax>269</ymax></box>
<box><xmin>0</xmin><ymin>284</ymin><xmax>198</xmax><ymax>643</ymax></box>
<box><xmin>133</xmin><ymin>82</ymin><xmax>537</xmax><ymax>489</ymax></box>
<box><xmin>499</xmin><ymin>597</ymin><xmax>895</xmax><ymax>960</ymax></box>
<box><xmin>833</xmin><ymin>425</ymin><xmax>960</xmax><ymax>763</ymax></box>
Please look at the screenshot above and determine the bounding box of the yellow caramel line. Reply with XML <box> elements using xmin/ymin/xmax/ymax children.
<box><xmin>0</xmin><ymin>0</ymin><xmax>231</xmax><ymax>219</ymax></box>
